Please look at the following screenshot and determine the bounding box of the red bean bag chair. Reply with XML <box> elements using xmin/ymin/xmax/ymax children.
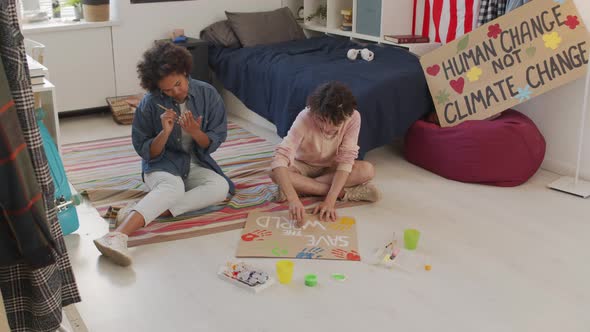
<box><xmin>404</xmin><ymin>110</ymin><xmax>546</xmax><ymax>187</ymax></box>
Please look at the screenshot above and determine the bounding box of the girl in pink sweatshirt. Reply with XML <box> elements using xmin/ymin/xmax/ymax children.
<box><xmin>271</xmin><ymin>82</ymin><xmax>381</xmax><ymax>224</ymax></box>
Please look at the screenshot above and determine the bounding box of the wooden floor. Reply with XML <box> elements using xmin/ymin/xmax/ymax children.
<box><xmin>59</xmin><ymin>113</ymin><xmax>590</xmax><ymax>332</ymax></box>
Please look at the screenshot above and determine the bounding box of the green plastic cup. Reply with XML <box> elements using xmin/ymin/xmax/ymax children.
<box><xmin>304</xmin><ymin>274</ymin><xmax>318</xmax><ymax>287</ymax></box>
<box><xmin>404</xmin><ymin>229</ymin><xmax>421</xmax><ymax>250</ymax></box>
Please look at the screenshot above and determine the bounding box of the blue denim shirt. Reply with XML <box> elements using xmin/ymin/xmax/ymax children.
<box><xmin>132</xmin><ymin>78</ymin><xmax>235</xmax><ymax>194</ymax></box>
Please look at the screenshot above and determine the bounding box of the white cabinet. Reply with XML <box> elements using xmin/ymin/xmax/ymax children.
<box><xmin>23</xmin><ymin>25</ymin><xmax>116</xmax><ymax>112</ymax></box>
<box><xmin>283</xmin><ymin>0</ymin><xmax>440</xmax><ymax>56</ymax></box>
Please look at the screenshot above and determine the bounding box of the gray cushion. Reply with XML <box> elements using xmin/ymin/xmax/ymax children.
<box><xmin>225</xmin><ymin>7</ymin><xmax>305</xmax><ymax>47</ymax></box>
<box><xmin>200</xmin><ymin>20</ymin><xmax>241</xmax><ymax>48</ymax></box>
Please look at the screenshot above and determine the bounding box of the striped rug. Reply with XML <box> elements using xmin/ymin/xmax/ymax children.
<box><xmin>62</xmin><ymin>122</ymin><xmax>361</xmax><ymax>247</ymax></box>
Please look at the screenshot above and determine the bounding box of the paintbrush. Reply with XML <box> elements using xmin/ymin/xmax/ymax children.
<box><xmin>156</xmin><ymin>103</ymin><xmax>169</xmax><ymax>112</ymax></box>
<box><xmin>157</xmin><ymin>103</ymin><xmax>183</xmax><ymax>124</ymax></box>
<box><xmin>158</xmin><ymin>103</ymin><xmax>190</xmax><ymax>114</ymax></box>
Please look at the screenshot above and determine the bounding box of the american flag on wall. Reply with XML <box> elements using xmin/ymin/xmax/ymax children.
<box><xmin>413</xmin><ymin>0</ymin><xmax>482</xmax><ymax>44</ymax></box>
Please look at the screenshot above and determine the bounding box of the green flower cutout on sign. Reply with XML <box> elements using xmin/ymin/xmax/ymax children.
<box><xmin>435</xmin><ymin>89</ymin><xmax>451</xmax><ymax>105</ymax></box>
<box><xmin>525</xmin><ymin>45</ymin><xmax>537</xmax><ymax>58</ymax></box>
<box><xmin>457</xmin><ymin>35</ymin><xmax>470</xmax><ymax>53</ymax></box>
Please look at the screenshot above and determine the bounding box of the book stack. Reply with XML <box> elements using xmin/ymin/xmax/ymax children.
<box><xmin>26</xmin><ymin>54</ymin><xmax>47</xmax><ymax>86</ymax></box>
<box><xmin>383</xmin><ymin>34</ymin><xmax>430</xmax><ymax>44</ymax></box>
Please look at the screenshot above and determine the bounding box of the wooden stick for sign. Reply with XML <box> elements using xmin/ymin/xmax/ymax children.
<box><xmin>574</xmin><ymin>44</ymin><xmax>590</xmax><ymax>184</ymax></box>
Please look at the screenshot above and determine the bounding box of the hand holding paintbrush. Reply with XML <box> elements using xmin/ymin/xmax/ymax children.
<box><xmin>157</xmin><ymin>103</ymin><xmax>203</xmax><ymax>135</ymax></box>
<box><xmin>157</xmin><ymin>104</ymin><xmax>177</xmax><ymax>134</ymax></box>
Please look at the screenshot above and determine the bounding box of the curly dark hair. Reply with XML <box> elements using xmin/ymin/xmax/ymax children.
<box><xmin>306</xmin><ymin>81</ymin><xmax>357</xmax><ymax>126</ymax></box>
<box><xmin>137</xmin><ymin>41</ymin><xmax>192</xmax><ymax>92</ymax></box>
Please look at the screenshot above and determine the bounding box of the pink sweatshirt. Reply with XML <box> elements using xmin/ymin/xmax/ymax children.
<box><xmin>271</xmin><ymin>108</ymin><xmax>361</xmax><ymax>173</ymax></box>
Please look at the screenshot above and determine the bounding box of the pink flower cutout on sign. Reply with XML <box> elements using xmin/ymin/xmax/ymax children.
<box><xmin>565</xmin><ymin>15</ymin><xmax>580</xmax><ymax>30</ymax></box>
<box><xmin>487</xmin><ymin>24</ymin><xmax>502</xmax><ymax>39</ymax></box>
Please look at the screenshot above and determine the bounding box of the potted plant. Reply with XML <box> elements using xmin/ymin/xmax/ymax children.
<box><xmin>64</xmin><ymin>0</ymin><xmax>83</xmax><ymax>21</ymax></box>
<box><xmin>52</xmin><ymin>0</ymin><xmax>61</xmax><ymax>18</ymax></box>
<box><xmin>306</xmin><ymin>4</ymin><xmax>327</xmax><ymax>26</ymax></box>
<box><xmin>82</xmin><ymin>0</ymin><xmax>109</xmax><ymax>22</ymax></box>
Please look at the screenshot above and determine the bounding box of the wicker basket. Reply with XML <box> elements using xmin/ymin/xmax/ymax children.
<box><xmin>106</xmin><ymin>94</ymin><xmax>143</xmax><ymax>125</ymax></box>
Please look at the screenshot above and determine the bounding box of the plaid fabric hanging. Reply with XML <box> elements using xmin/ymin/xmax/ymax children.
<box><xmin>0</xmin><ymin>1</ymin><xmax>81</xmax><ymax>331</ymax></box>
<box><xmin>0</xmin><ymin>59</ymin><xmax>56</xmax><ymax>269</ymax></box>
<box><xmin>413</xmin><ymin>0</ymin><xmax>482</xmax><ymax>44</ymax></box>
<box><xmin>506</xmin><ymin>0</ymin><xmax>532</xmax><ymax>13</ymax></box>
<box><xmin>477</xmin><ymin>0</ymin><xmax>508</xmax><ymax>26</ymax></box>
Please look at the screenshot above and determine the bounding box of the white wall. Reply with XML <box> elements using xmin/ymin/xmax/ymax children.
<box><xmin>111</xmin><ymin>0</ymin><xmax>282</xmax><ymax>96</ymax></box>
<box><xmin>516</xmin><ymin>0</ymin><xmax>590</xmax><ymax>180</ymax></box>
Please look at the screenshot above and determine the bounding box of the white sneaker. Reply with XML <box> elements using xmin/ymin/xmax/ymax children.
<box><xmin>343</xmin><ymin>183</ymin><xmax>382</xmax><ymax>202</ymax></box>
<box><xmin>93</xmin><ymin>232</ymin><xmax>132</xmax><ymax>266</ymax></box>
<box><xmin>115</xmin><ymin>201</ymin><xmax>137</xmax><ymax>228</ymax></box>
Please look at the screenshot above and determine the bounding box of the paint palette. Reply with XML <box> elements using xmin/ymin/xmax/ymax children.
<box><xmin>370</xmin><ymin>247</ymin><xmax>426</xmax><ymax>273</ymax></box>
<box><xmin>218</xmin><ymin>262</ymin><xmax>275</xmax><ymax>293</ymax></box>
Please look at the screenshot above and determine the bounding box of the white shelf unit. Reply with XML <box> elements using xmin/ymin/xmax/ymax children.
<box><xmin>327</xmin><ymin>0</ymin><xmax>353</xmax><ymax>31</ymax></box>
<box><xmin>32</xmin><ymin>78</ymin><xmax>55</xmax><ymax>93</ymax></box>
<box><xmin>26</xmin><ymin>53</ymin><xmax>61</xmax><ymax>149</ymax></box>
<box><xmin>283</xmin><ymin>0</ymin><xmax>440</xmax><ymax>56</ymax></box>
<box><xmin>302</xmin><ymin>0</ymin><xmax>327</xmax><ymax>26</ymax></box>
<box><xmin>32</xmin><ymin>78</ymin><xmax>61</xmax><ymax>150</ymax></box>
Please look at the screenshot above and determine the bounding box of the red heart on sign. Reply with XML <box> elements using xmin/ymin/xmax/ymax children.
<box><xmin>450</xmin><ymin>77</ymin><xmax>465</xmax><ymax>94</ymax></box>
<box><xmin>426</xmin><ymin>65</ymin><xmax>440</xmax><ymax>76</ymax></box>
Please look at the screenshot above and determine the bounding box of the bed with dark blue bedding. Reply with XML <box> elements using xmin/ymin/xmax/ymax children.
<box><xmin>209</xmin><ymin>35</ymin><xmax>434</xmax><ymax>156</ymax></box>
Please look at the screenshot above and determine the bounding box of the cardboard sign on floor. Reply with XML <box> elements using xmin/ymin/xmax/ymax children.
<box><xmin>420</xmin><ymin>0</ymin><xmax>590</xmax><ymax>127</ymax></box>
<box><xmin>236</xmin><ymin>211</ymin><xmax>361</xmax><ymax>261</ymax></box>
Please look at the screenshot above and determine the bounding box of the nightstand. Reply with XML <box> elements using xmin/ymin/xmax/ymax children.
<box><xmin>159</xmin><ymin>37</ymin><xmax>211</xmax><ymax>83</ymax></box>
